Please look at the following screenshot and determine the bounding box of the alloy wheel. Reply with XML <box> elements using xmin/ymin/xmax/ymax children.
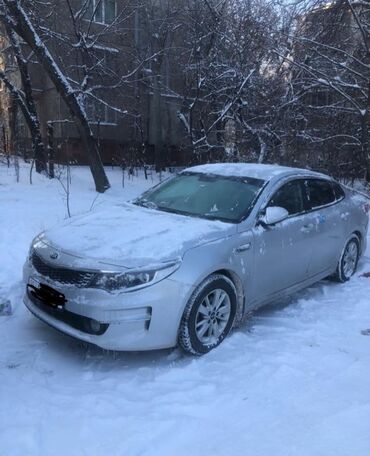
<box><xmin>195</xmin><ymin>288</ymin><xmax>231</xmax><ymax>345</ymax></box>
<box><xmin>342</xmin><ymin>240</ymin><xmax>358</xmax><ymax>279</ymax></box>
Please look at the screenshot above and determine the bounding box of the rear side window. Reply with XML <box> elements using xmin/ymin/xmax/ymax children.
<box><xmin>332</xmin><ymin>182</ymin><xmax>345</xmax><ymax>200</ymax></box>
<box><xmin>305</xmin><ymin>179</ymin><xmax>336</xmax><ymax>209</ymax></box>
<box><xmin>268</xmin><ymin>180</ymin><xmax>304</xmax><ymax>215</ymax></box>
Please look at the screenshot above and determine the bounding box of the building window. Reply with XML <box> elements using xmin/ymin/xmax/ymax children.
<box><xmin>305</xmin><ymin>89</ymin><xmax>333</xmax><ymax>107</ymax></box>
<box><xmin>86</xmin><ymin>97</ymin><xmax>117</xmax><ymax>125</ymax></box>
<box><xmin>86</xmin><ymin>0</ymin><xmax>117</xmax><ymax>25</ymax></box>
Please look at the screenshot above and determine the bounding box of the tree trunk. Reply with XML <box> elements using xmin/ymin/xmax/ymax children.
<box><xmin>47</xmin><ymin>122</ymin><xmax>55</xmax><ymax>178</ymax></box>
<box><xmin>360</xmin><ymin>82</ymin><xmax>370</xmax><ymax>182</ymax></box>
<box><xmin>0</xmin><ymin>69</ymin><xmax>46</xmax><ymax>171</ymax></box>
<box><xmin>4</xmin><ymin>0</ymin><xmax>110</xmax><ymax>192</ymax></box>
<box><xmin>2</xmin><ymin>17</ymin><xmax>47</xmax><ymax>173</ymax></box>
<box><xmin>152</xmin><ymin>74</ymin><xmax>164</xmax><ymax>172</ymax></box>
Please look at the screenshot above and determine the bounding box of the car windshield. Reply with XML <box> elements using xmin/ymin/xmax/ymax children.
<box><xmin>134</xmin><ymin>172</ymin><xmax>265</xmax><ymax>223</ymax></box>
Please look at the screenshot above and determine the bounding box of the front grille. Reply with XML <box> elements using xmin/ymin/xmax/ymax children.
<box><xmin>31</xmin><ymin>251</ymin><xmax>96</xmax><ymax>287</ymax></box>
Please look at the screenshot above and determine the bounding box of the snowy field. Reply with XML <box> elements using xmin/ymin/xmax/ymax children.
<box><xmin>1</xmin><ymin>163</ymin><xmax>370</xmax><ymax>456</ymax></box>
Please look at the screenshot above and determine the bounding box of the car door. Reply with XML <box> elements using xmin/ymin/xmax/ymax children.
<box><xmin>250</xmin><ymin>179</ymin><xmax>312</xmax><ymax>304</ymax></box>
<box><xmin>303</xmin><ymin>178</ymin><xmax>345</xmax><ymax>277</ymax></box>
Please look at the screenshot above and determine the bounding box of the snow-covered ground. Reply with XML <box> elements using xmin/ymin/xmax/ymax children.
<box><xmin>1</xmin><ymin>163</ymin><xmax>370</xmax><ymax>456</ymax></box>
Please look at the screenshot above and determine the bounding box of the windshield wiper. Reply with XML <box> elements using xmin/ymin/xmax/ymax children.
<box><xmin>156</xmin><ymin>206</ymin><xmax>186</xmax><ymax>215</ymax></box>
<box><xmin>136</xmin><ymin>201</ymin><xmax>233</xmax><ymax>222</ymax></box>
<box><xmin>157</xmin><ymin>206</ymin><xmax>231</xmax><ymax>222</ymax></box>
<box><xmin>135</xmin><ymin>200</ymin><xmax>158</xmax><ymax>209</ymax></box>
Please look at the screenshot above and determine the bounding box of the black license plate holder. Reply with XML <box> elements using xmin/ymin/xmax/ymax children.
<box><xmin>28</xmin><ymin>277</ymin><xmax>67</xmax><ymax>309</ymax></box>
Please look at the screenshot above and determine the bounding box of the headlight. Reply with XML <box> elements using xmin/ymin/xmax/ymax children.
<box><xmin>28</xmin><ymin>234</ymin><xmax>42</xmax><ymax>260</ymax></box>
<box><xmin>91</xmin><ymin>261</ymin><xmax>181</xmax><ymax>292</ymax></box>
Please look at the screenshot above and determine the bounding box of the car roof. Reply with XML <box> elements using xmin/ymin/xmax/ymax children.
<box><xmin>183</xmin><ymin>163</ymin><xmax>329</xmax><ymax>181</ymax></box>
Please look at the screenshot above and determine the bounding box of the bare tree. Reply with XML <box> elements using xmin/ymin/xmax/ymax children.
<box><xmin>1</xmin><ymin>0</ymin><xmax>110</xmax><ymax>192</ymax></box>
<box><xmin>172</xmin><ymin>0</ymin><xmax>286</xmax><ymax>163</ymax></box>
<box><xmin>278</xmin><ymin>0</ymin><xmax>370</xmax><ymax>180</ymax></box>
<box><xmin>0</xmin><ymin>18</ymin><xmax>47</xmax><ymax>173</ymax></box>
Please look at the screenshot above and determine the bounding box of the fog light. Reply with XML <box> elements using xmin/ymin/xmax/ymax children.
<box><xmin>83</xmin><ymin>317</ymin><xmax>108</xmax><ymax>335</ymax></box>
<box><xmin>90</xmin><ymin>319</ymin><xmax>102</xmax><ymax>333</ymax></box>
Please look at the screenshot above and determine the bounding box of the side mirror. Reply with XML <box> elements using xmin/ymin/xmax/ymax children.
<box><xmin>260</xmin><ymin>206</ymin><xmax>289</xmax><ymax>226</ymax></box>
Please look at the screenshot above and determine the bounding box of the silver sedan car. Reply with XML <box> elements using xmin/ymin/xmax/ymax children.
<box><xmin>23</xmin><ymin>163</ymin><xmax>369</xmax><ymax>355</ymax></box>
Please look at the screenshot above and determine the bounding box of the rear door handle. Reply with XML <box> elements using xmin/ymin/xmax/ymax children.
<box><xmin>234</xmin><ymin>243</ymin><xmax>251</xmax><ymax>253</ymax></box>
<box><xmin>301</xmin><ymin>223</ymin><xmax>314</xmax><ymax>234</ymax></box>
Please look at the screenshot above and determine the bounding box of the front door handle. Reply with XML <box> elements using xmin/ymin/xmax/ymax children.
<box><xmin>234</xmin><ymin>243</ymin><xmax>251</xmax><ymax>253</ymax></box>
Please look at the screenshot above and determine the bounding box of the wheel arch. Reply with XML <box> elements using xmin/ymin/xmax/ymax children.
<box><xmin>349</xmin><ymin>230</ymin><xmax>363</xmax><ymax>255</ymax></box>
<box><xmin>352</xmin><ymin>230</ymin><xmax>362</xmax><ymax>244</ymax></box>
<box><xmin>212</xmin><ymin>268</ymin><xmax>245</xmax><ymax>326</ymax></box>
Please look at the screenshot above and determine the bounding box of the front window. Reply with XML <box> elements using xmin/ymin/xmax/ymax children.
<box><xmin>135</xmin><ymin>172</ymin><xmax>265</xmax><ymax>223</ymax></box>
<box><xmin>268</xmin><ymin>180</ymin><xmax>305</xmax><ymax>216</ymax></box>
<box><xmin>85</xmin><ymin>0</ymin><xmax>116</xmax><ymax>24</ymax></box>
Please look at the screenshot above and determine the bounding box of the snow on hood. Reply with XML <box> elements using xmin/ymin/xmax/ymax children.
<box><xmin>42</xmin><ymin>203</ymin><xmax>233</xmax><ymax>268</ymax></box>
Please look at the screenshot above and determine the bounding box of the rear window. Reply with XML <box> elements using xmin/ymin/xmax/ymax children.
<box><xmin>305</xmin><ymin>179</ymin><xmax>336</xmax><ymax>209</ymax></box>
<box><xmin>332</xmin><ymin>182</ymin><xmax>345</xmax><ymax>200</ymax></box>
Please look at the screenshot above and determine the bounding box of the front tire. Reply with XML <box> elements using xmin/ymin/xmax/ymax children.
<box><xmin>178</xmin><ymin>274</ymin><xmax>237</xmax><ymax>355</ymax></box>
<box><xmin>334</xmin><ymin>236</ymin><xmax>360</xmax><ymax>283</ymax></box>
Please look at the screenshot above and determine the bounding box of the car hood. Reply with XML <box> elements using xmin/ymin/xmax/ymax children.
<box><xmin>41</xmin><ymin>202</ymin><xmax>234</xmax><ymax>269</ymax></box>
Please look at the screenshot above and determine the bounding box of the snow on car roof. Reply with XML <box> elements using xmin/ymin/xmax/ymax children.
<box><xmin>184</xmin><ymin>163</ymin><xmax>327</xmax><ymax>181</ymax></box>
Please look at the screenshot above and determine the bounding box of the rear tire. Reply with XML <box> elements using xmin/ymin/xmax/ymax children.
<box><xmin>333</xmin><ymin>235</ymin><xmax>360</xmax><ymax>283</ymax></box>
<box><xmin>178</xmin><ymin>274</ymin><xmax>237</xmax><ymax>356</ymax></box>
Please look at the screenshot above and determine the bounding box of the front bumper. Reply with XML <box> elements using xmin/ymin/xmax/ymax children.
<box><xmin>23</xmin><ymin>262</ymin><xmax>193</xmax><ymax>351</ymax></box>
